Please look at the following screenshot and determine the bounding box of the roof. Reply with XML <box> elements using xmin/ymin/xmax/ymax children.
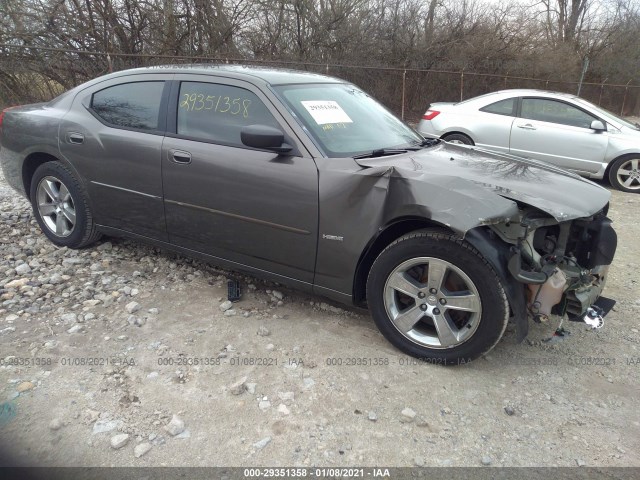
<box><xmin>496</xmin><ymin>88</ymin><xmax>578</xmax><ymax>98</ymax></box>
<box><xmin>114</xmin><ymin>64</ymin><xmax>344</xmax><ymax>86</ymax></box>
<box><xmin>463</xmin><ymin>89</ymin><xmax>579</xmax><ymax>102</ymax></box>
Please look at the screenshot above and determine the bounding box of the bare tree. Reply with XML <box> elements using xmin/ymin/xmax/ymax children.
<box><xmin>0</xmin><ymin>0</ymin><xmax>638</xmax><ymax>115</ymax></box>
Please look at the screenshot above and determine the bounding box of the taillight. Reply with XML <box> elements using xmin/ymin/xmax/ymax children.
<box><xmin>422</xmin><ymin>109</ymin><xmax>440</xmax><ymax>121</ymax></box>
<box><xmin>0</xmin><ymin>106</ymin><xmax>18</xmax><ymax>132</ymax></box>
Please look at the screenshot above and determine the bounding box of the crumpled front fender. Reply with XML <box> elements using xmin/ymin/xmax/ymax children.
<box><xmin>313</xmin><ymin>159</ymin><xmax>522</xmax><ymax>302</ymax></box>
<box><xmin>465</xmin><ymin>228</ymin><xmax>529</xmax><ymax>343</ymax></box>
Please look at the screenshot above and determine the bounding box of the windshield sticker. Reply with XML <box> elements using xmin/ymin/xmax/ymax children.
<box><xmin>301</xmin><ymin>101</ymin><xmax>353</xmax><ymax>125</ymax></box>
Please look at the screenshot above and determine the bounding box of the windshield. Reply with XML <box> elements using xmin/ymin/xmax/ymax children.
<box><xmin>272</xmin><ymin>83</ymin><xmax>422</xmax><ymax>157</ymax></box>
<box><xmin>573</xmin><ymin>97</ymin><xmax>640</xmax><ymax>130</ymax></box>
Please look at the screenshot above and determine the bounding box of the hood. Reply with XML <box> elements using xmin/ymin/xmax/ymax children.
<box><xmin>619</xmin><ymin>124</ymin><xmax>640</xmax><ymax>138</ymax></box>
<box><xmin>356</xmin><ymin>142</ymin><xmax>611</xmax><ymax>222</ymax></box>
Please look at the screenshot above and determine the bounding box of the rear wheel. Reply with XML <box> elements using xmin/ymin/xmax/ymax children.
<box><xmin>366</xmin><ymin>231</ymin><xmax>508</xmax><ymax>365</ymax></box>
<box><xmin>608</xmin><ymin>155</ymin><xmax>640</xmax><ymax>193</ymax></box>
<box><xmin>442</xmin><ymin>133</ymin><xmax>474</xmax><ymax>145</ymax></box>
<box><xmin>30</xmin><ymin>162</ymin><xmax>101</xmax><ymax>248</ymax></box>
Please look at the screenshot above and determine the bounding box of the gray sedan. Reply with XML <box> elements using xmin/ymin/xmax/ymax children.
<box><xmin>0</xmin><ymin>68</ymin><xmax>617</xmax><ymax>364</ymax></box>
<box><xmin>417</xmin><ymin>89</ymin><xmax>640</xmax><ymax>193</ymax></box>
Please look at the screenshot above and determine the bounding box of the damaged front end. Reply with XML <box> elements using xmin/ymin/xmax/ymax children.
<box><xmin>490</xmin><ymin>205</ymin><xmax>617</xmax><ymax>330</ymax></box>
<box><xmin>320</xmin><ymin>143</ymin><xmax>616</xmax><ymax>345</ymax></box>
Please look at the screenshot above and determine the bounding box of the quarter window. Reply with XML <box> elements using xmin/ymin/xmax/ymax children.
<box><xmin>91</xmin><ymin>82</ymin><xmax>164</xmax><ymax>131</ymax></box>
<box><xmin>177</xmin><ymin>82</ymin><xmax>279</xmax><ymax>147</ymax></box>
<box><xmin>480</xmin><ymin>98</ymin><xmax>515</xmax><ymax>116</ymax></box>
<box><xmin>520</xmin><ymin>98</ymin><xmax>596</xmax><ymax>129</ymax></box>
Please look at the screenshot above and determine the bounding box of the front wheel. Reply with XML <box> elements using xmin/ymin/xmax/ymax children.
<box><xmin>366</xmin><ymin>231</ymin><xmax>508</xmax><ymax>365</ymax></box>
<box><xmin>608</xmin><ymin>155</ymin><xmax>640</xmax><ymax>193</ymax></box>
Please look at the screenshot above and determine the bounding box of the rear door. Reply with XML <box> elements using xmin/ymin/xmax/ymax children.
<box><xmin>509</xmin><ymin>97</ymin><xmax>609</xmax><ymax>174</ymax></box>
<box><xmin>59</xmin><ymin>74</ymin><xmax>171</xmax><ymax>240</ymax></box>
<box><xmin>161</xmin><ymin>76</ymin><xmax>319</xmax><ymax>285</ymax></box>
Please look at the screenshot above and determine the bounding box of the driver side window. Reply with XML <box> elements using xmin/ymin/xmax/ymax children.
<box><xmin>176</xmin><ymin>82</ymin><xmax>280</xmax><ymax>146</ymax></box>
<box><xmin>520</xmin><ymin>98</ymin><xmax>596</xmax><ymax>129</ymax></box>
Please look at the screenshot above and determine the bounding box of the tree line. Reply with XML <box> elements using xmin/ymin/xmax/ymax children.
<box><xmin>1</xmin><ymin>0</ymin><xmax>639</xmax><ymax>117</ymax></box>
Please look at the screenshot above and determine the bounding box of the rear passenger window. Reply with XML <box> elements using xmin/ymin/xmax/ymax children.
<box><xmin>91</xmin><ymin>82</ymin><xmax>164</xmax><ymax>131</ymax></box>
<box><xmin>177</xmin><ymin>82</ymin><xmax>279</xmax><ymax>146</ymax></box>
<box><xmin>480</xmin><ymin>98</ymin><xmax>515</xmax><ymax>116</ymax></box>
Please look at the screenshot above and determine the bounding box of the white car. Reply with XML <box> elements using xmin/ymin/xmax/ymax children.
<box><xmin>417</xmin><ymin>89</ymin><xmax>640</xmax><ymax>193</ymax></box>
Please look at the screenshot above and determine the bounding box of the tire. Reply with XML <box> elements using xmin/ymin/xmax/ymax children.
<box><xmin>442</xmin><ymin>133</ymin><xmax>474</xmax><ymax>145</ymax></box>
<box><xmin>29</xmin><ymin>162</ymin><xmax>101</xmax><ymax>248</ymax></box>
<box><xmin>366</xmin><ymin>231</ymin><xmax>508</xmax><ymax>365</ymax></box>
<box><xmin>608</xmin><ymin>155</ymin><xmax>640</xmax><ymax>193</ymax></box>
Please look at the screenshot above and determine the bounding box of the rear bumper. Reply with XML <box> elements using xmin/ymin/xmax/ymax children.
<box><xmin>0</xmin><ymin>145</ymin><xmax>26</xmax><ymax>196</ymax></box>
<box><xmin>415</xmin><ymin>120</ymin><xmax>440</xmax><ymax>138</ymax></box>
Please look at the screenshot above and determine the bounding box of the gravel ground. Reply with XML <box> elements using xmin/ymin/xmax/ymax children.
<box><xmin>0</xmin><ymin>168</ymin><xmax>638</xmax><ymax>468</ymax></box>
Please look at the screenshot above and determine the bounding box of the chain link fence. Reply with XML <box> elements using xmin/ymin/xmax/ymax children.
<box><xmin>1</xmin><ymin>45</ymin><xmax>639</xmax><ymax>122</ymax></box>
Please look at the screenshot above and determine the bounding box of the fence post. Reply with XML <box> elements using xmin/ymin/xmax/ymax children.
<box><xmin>598</xmin><ymin>78</ymin><xmax>608</xmax><ymax>106</ymax></box>
<box><xmin>576</xmin><ymin>56</ymin><xmax>589</xmax><ymax>96</ymax></box>
<box><xmin>460</xmin><ymin>70</ymin><xmax>464</xmax><ymax>101</ymax></box>
<box><xmin>504</xmin><ymin>72</ymin><xmax>508</xmax><ymax>89</ymax></box>
<box><xmin>326</xmin><ymin>63</ymin><xmax>329</xmax><ymax>74</ymax></box>
<box><xmin>621</xmin><ymin>79</ymin><xmax>632</xmax><ymax>116</ymax></box>
<box><xmin>401</xmin><ymin>69</ymin><xmax>406</xmax><ymax>120</ymax></box>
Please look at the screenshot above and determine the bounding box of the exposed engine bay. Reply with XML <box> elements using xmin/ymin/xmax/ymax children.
<box><xmin>490</xmin><ymin>205</ymin><xmax>617</xmax><ymax>325</ymax></box>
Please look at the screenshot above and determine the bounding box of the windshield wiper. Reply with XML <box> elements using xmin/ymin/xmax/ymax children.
<box><xmin>353</xmin><ymin>138</ymin><xmax>439</xmax><ymax>158</ymax></box>
<box><xmin>353</xmin><ymin>148</ymin><xmax>408</xmax><ymax>159</ymax></box>
<box><xmin>410</xmin><ymin>138</ymin><xmax>440</xmax><ymax>149</ymax></box>
<box><xmin>421</xmin><ymin>138</ymin><xmax>440</xmax><ymax>147</ymax></box>
<box><xmin>402</xmin><ymin>138</ymin><xmax>441</xmax><ymax>151</ymax></box>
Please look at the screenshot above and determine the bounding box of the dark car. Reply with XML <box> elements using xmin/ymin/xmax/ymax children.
<box><xmin>0</xmin><ymin>65</ymin><xmax>617</xmax><ymax>364</ymax></box>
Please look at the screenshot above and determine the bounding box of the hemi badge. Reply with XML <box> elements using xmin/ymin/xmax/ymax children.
<box><xmin>322</xmin><ymin>234</ymin><xmax>344</xmax><ymax>241</ymax></box>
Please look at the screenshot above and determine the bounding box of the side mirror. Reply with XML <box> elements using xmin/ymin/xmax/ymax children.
<box><xmin>241</xmin><ymin>124</ymin><xmax>292</xmax><ymax>154</ymax></box>
<box><xmin>590</xmin><ymin>120</ymin><xmax>606</xmax><ymax>131</ymax></box>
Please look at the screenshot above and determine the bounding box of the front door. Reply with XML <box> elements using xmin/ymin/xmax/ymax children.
<box><xmin>161</xmin><ymin>77</ymin><xmax>319</xmax><ymax>284</ymax></box>
<box><xmin>509</xmin><ymin>97</ymin><xmax>609</xmax><ymax>174</ymax></box>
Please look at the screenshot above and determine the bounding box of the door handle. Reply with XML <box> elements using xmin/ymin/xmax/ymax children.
<box><xmin>67</xmin><ymin>132</ymin><xmax>84</xmax><ymax>144</ymax></box>
<box><xmin>517</xmin><ymin>124</ymin><xmax>536</xmax><ymax>130</ymax></box>
<box><xmin>170</xmin><ymin>149</ymin><xmax>192</xmax><ymax>164</ymax></box>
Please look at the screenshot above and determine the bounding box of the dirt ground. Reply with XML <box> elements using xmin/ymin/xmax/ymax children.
<box><xmin>0</xmin><ymin>168</ymin><xmax>639</xmax><ymax>468</ymax></box>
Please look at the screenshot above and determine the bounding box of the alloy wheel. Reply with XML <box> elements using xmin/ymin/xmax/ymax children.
<box><xmin>616</xmin><ymin>158</ymin><xmax>640</xmax><ymax>191</ymax></box>
<box><xmin>383</xmin><ymin>257</ymin><xmax>482</xmax><ymax>349</ymax></box>
<box><xmin>36</xmin><ymin>175</ymin><xmax>76</xmax><ymax>237</ymax></box>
